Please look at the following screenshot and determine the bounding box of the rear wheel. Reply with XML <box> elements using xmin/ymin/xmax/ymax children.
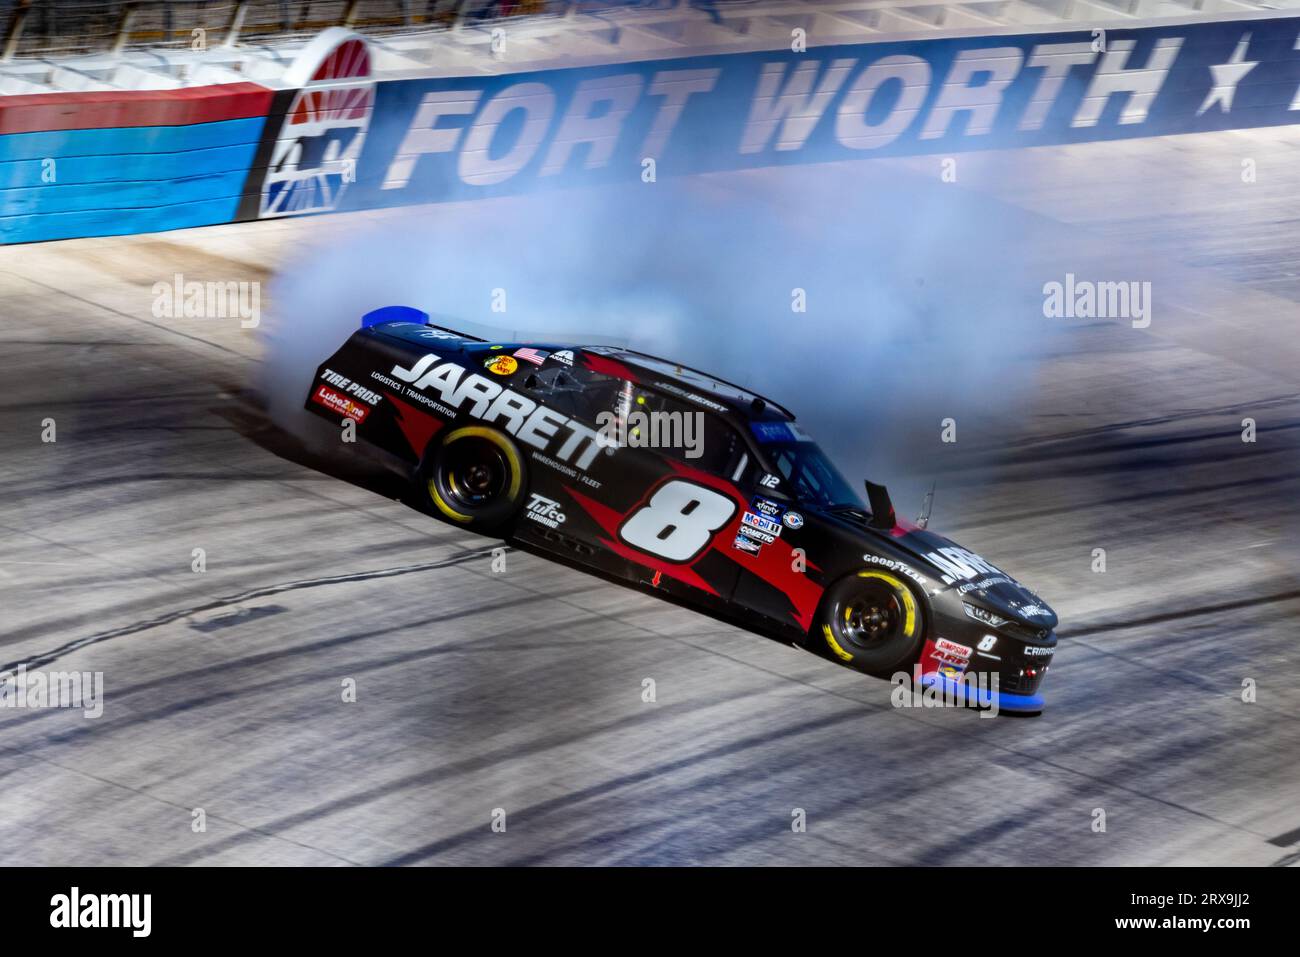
<box><xmin>815</xmin><ymin>570</ymin><xmax>926</xmax><ymax>676</ymax></box>
<box><xmin>421</xmin><ymin>426</ymin><xmax>526</xmax><ymax>535</ymax></box>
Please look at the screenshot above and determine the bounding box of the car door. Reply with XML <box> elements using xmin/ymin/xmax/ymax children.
<box><xmin>555</xmin><ymin>379</ymin><xmax>748</xmax><ymax>602</ymax></box>
<box><xmin>727</xmin><ymin>444</ymin><xmax>826</xmax><ymax>633</ymax></box>
<box><xmin>510</xmin><ymin>360</ymin><xmax>628</xmax><ymax>541</ymax></box>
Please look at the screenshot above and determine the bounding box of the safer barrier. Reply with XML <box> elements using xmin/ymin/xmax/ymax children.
<box><xmin>2</xmin><ymin>15</ymin><xmax>1298</xmax><ymax>244</ymax></box>
<box><xmin>0</xmin><ymin>82</ymin><xmax>271</xmax><ymax>243</ymax></box>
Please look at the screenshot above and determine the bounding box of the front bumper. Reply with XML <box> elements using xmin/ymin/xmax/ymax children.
<box><xmin>919</xmin><ymin>672</ymin><xmax>1045</xmax><ymax>714</ymax></box>
<box><xmin>921</xmin><ymin>602</ymin><xmax>1057</xmax><ymax>713</ymax></box>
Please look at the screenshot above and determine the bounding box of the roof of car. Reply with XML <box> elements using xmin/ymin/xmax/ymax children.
<box><xmin>371</xmin><ymin>318</ymin><xmax>796</xmax><ymax>422</ymax></box>
<box><xmin>584</xmin><ymin>346</ymin><xmax>796</xmax><ymax>421</ymax></box>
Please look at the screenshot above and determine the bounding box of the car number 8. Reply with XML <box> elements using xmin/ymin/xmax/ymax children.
<box><xmin>619</xmin><ymin>480</ymin><xmax>737</xmax><ymax>562</ymax></box>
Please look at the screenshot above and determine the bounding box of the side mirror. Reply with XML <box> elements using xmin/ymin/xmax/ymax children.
<box><xmin>916</xmin><ymin>482</ymin><xmax>935</xmax><ymax>529</ymax></box>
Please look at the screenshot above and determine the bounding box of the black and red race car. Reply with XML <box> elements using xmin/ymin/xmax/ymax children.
<box><xmin>305</xmin><ymin>305</ymin><xmax>1059</xmax><ymax>713</ymax></box>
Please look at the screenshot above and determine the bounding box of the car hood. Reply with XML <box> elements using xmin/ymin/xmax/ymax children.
<box><xmin>871</xmin><ymin>524</ymin><xmax>1059</xmax><ymax>632</ymax></box>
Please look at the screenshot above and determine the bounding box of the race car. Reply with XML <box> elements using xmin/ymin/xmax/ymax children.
<box><xmin>305</xmin><ymin>305</ymin><xmax>1059</xmax><ymax>713</ymax></box>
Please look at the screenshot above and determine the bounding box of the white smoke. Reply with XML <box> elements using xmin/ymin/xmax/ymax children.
<box><xmin>258</xmin><ymin>163</ymin><xmax>1062</xmax><ymax>497</ymax></box>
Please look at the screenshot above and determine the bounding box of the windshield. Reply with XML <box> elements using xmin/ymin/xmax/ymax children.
<box><xmin>764</xmin><ymin>441</ymin><xmax>863</xmax><ymax>510</ymax></box>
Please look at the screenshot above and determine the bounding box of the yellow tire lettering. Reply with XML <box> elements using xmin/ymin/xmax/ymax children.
<box><xmin>823</xmin><ymin>624</ymin><xmax>854</xmax><ymax>662</ymax></box>
<box><xmin>428</xmin><ymin>479</ymin><xmax>472</xmax><ymax>523</ymax></box>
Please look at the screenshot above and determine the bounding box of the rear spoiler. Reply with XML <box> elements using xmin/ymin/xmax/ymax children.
<box><xmin>359</xmin><ymin>305</ymin><xmax>488</xmax><ymax>342</ymax></box>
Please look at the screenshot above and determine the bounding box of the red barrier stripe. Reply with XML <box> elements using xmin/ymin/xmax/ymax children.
<box><xmin>0</xmin><ymin>82</ymin><xmax>273</xmax><ymax>136</ymax></box>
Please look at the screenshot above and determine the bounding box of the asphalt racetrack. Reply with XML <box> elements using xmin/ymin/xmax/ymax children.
<box><xmin>2</xmin><ymin>128</ymin><xmax>1298</xmax><ymax>865</ymax></box>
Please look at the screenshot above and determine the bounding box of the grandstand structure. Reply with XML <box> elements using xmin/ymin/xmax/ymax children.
<box><xmin>0</xmin><ymin>0</ymin><xmax>1296</xmax><ymax>90</ymax></box>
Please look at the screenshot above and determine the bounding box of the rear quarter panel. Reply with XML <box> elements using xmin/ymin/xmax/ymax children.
<box><xmin>304</xmin><ymin>326</ymin><xmax>458</xmax><ymax>466</ymax></box>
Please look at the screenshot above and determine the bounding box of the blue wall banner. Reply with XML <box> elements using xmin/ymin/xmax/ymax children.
<box><xmin>3</xmin><ymin>17</ymin><xmax>1298</xmax><ymax>244</ymax></box>
<box><xmin>324</xmin><ymin>17</ymin><xmax>1299</xmax><ymax>212</ymax></box>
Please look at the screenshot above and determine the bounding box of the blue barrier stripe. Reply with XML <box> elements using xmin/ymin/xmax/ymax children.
<box><xmin>0</xmin><ymin>116</ymin><xmax>266</xmax><ymax>163</ymax></box>
<box><xmin>0</xmin><ymin>143</ymin><xmax>260</xmax><ymax>190</ymax></box>
<box><xmin>0</xmin><ymin>171</ymin><xmax>253</xmax><ymax>217</ymax></box>
<box><xmin>0</xmin><ymin>195</ymin><xmax>246</xmax><ymax>244</ymax></box>
<box><xmin>0</xmin><ymin>113</ymin><xmax>269</xmax><ymax>243</ymax></box>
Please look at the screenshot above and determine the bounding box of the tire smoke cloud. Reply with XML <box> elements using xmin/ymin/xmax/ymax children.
<box><xmin>261</xmin><ymin>164</ymin><xmax>1061</xmax><ymax>502</ymax></box>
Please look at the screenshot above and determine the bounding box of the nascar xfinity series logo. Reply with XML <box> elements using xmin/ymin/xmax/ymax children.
<box><xmin>383</xmin><ymin>354</ymin><xmax>605</xmax><ymax>469</ymax></box>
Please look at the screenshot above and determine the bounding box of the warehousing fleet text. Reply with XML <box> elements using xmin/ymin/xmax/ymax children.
<box><xmin>384</xmin><ymin>355</ymin><xmax>605</xmax><ymax>468</ymax></box>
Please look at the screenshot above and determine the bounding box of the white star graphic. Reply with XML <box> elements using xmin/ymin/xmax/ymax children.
<box><xmin>1197</xmin><ymin>33</ymin><xmax>1258</xmax><ymax>116</ymax></box>
<box><xmin>1293</xmin><ymin>33</ymin><xmax>1300</xmax><ymax>111</ymax></box>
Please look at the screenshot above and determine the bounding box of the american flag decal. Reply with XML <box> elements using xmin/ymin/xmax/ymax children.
<box><xmin>514</xmin><ymin>348</ymin><xmax>548</xmax><ymax>365</ymax></box>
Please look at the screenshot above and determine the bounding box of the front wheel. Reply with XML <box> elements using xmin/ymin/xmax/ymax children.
<box><xmin>420</xmin><ymin>426</ymin><xmax>527</xmax><ymax>535</ymax></box>
<box><xmin>814</xmin><ymin>570</ymin><xmax>926</xmax><ymax>676</ymax></box>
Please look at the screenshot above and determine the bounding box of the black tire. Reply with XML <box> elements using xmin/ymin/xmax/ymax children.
<box><xmin>814</xmin><ymin>570</ymin><xmax>927</xmax><ymax>676</ymax></box>
<box><xmin>419</xmin><ymin>426</ymin><xmax>527</xmax><ymax>535</ymax></box>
